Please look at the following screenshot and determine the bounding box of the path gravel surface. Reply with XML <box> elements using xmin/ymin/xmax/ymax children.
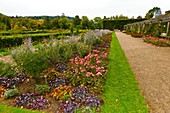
<box><xmin>115</xmin><ymin>31</ymin><xmax>170</xmax><ymax>113</ymax></box>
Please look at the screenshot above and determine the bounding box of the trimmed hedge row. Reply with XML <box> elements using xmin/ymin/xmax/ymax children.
<box><xmin>103</xmin><ymin>19</ymin><xmax>146</xmax><ymax>31</ymax></box>
<box><xmin>0</xmin><ymin>32</ymin><xmax>71</xmax><ymax>48</ymax></box>
<box><xmin>0</xmin><ymin>30</ymin><xmax>50</xmax><ymax>36</ymax></box>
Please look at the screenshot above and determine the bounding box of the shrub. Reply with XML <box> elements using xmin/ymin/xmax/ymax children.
<box><xmin>12</xmin><ymin>45</ymin><xmax>49</xmax><ymax>82</ymax></box>
<box><xmin>0</xmin><ymin>61</ymin><xmax>17</xmax><ymax>78</ymax></box>
<box><xmin>4</xmin><ymin>88</ymin><xmax>18</xmax><ymax>98</ymax></box>
<box><xmin>74</xmin><ymin>43</ymin><xmax>90</xmax><ymax>57</ymax></box>
<box><xmin>35</xmin><ymin>85</ymin><xmax>50</xmax><ymax>95</ymax></box>
<box><xmin>58</xmin><ymin>43</ymin><xmax>73</xmax><ymax>61</ymax></box>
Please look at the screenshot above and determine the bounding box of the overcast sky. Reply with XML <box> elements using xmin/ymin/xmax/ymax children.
<box><xmin>0</xmin><ymin>0</ymin><xmax>169</xmax><ymax>19</ymax></box>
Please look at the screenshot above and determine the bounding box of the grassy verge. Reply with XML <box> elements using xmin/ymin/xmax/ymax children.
<box><xmin>101</xmin><ymin>32</ymin><xmax>148</xmax><ymax>113</ymax></box>
<box><xmin>0</xmin><ymin>105</ymin><xmax>42</xmax><ymax>113</ymax></box>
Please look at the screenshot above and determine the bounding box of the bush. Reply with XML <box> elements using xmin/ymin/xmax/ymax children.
<box><xmin>12</xmin><ymin>45</ymin><xmax>49</xmax><ymax>82</ymax></box>
<box><xmin>0</xmin><ymin>61</ymin><xmax>17</xmax><ymax>78</ymax></box>
<box><xmin>4</xmin><ymin>88</ymin><xmax>18</xmax><ymax>98</ymax></box>
<box><xmin>35</xmin><ymin>85</ymin><xmax>50</xmax><ymax>95</ymax></box>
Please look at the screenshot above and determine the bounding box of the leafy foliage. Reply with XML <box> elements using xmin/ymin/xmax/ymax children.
<box><xmin>143</xmin><ymin>35</ymin><xmax>170</xmax><ymax>47</ymax></box>
<box><xmin>14</xmin><ymin>92</ymin><xmax>49</xmax><ymax>110</ymax></box>
<box><xmin>48</xmin><ymin>77</ymin><xmax>68</xmax><ymax>89</ymax></box>
<box><xmin>0</xmin><ymin>61</ymin><xmax>17</xmax><ymax>78</ymax></box>
<box><xmin>4</xmin><ymin>88</ymin><xmax>18</xmax><ymax>98</ymax></box>
<box><xmin>0</xmin><ymin>73</ymin><xmax>27</xmax><ymax>88</ymax></box>
<box><xmin>60</xmin><ymin>101</ymin><xmax>77</xmax><ymax>113</ymax></box>
<box><xmin>67</xmin><ymin>50</ymin><xmax>108</xmax><ymax>88</ymax></box>
<box><xmin>50</xmin><ymin>85</ymin><xmax>71</xmax><ymax>100</ymax></box>
<box><xmin>71</xmin><ymin>86</ymin><xmax>104</xmax><ymax>107</ymax></box>
<box><xmin>35</xmin><ymin>85</ymin><xmax>50</xmax><ymax>95</ymax></box>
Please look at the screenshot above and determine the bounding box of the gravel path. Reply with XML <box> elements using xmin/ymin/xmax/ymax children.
<box><xmin>115</xmin><ymin>31</ymin><xmax>170</xmax><ymax>113</ymax></box>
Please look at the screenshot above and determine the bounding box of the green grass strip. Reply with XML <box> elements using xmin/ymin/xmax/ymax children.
<box><xmin>0</xmin><ymin>105</ymin><xmax>42</xmax><ymax>113</ymax></box>
<box><xmin>101</xmin><ymin>32</ymin><xmax>148</xmax><ymax>113</ymax></box>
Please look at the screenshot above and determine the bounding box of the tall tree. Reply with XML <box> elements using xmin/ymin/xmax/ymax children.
<box><xmin>51</xmin><ymin>18</ymin><xmax>59</xmax><ymax>29</ymax></box>
<box><xmin>73</xmin><ymin>15</ymin><xmax>81</xmax><ymax>27</ymax></box>
<box><xmin>113</xmin><ymin>14</ymin><xmax>128</xmax><ymax>20</ymax></box>
<box><xmin>94</xmin><ymin>17</ymin><xmax>103</xmax><ymax>29</ymax></box>
<box><xmin>58</xmin><ymin>17</ymin><xmax>72</xmax><ymax>29</ymax></box>
<box><xmin>43</xmin><ymin>16</ymin><xmax>50</xmax><ymax>29</ymax></box>
<box><xmin>145</xmin><ymin>7</ymin><xmax>160</xmax><ymax>19</ymax></box>
<box><xmin>80</xmin><ymin>16</ymin><xmax>89</xmax><ymax>29</ymax></box>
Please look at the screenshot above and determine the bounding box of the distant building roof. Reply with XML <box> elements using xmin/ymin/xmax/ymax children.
<box><xmin>165</xmin><ymin>10</ymin><xmax>170</xmax><ymax>14</ymax></box>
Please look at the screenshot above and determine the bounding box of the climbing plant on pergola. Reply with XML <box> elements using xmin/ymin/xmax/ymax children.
<box><xmin>124</xmin><ymin>13</ymin><xmax>170</xmax><ymax>37</ymax></box>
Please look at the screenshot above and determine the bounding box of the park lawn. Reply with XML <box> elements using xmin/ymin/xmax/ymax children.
<box><xmin>101</xmin><ymin>32</ymin><xmax>148</xmax><ymax>113</ymax></box>
<box><xmin>0</xmin><ymin>105</ymin><xmax>42</xmax><ymax>113</ymax></box>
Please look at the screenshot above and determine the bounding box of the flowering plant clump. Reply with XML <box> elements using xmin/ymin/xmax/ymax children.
<box><xmin>50</xmin><ymin>85</ymin><xmax>72</xmax><ymax>100</ymax></box>
<box><xmin>0</xmin><ymin>73</ymin><xmax>27</xmax><ymax>88</ymax></box>
<box><xmin>143</xmin><ymin>35</ymin><xmax>170</xmax><ymax>47</ymax></box>
<box><xmin>67</xmin><ymin>50</ymin><xmax>108</xmax><ymax>88</ymax></box>
<box><xmin>0</xmin><ymin>86</ymin><xmax>6</xmax><ymax>96</ymax></box>
<box><xmin>59</xmin><ymin>101</ymin><xmax>77</xmax><ymax>113</ymax></box>
<box><xmin>48</xmin><ymin>77</ymin><xmax>68</xmax><ymax>89</ymax></box>
<box><xmin>58</xmin><ymin>86</ymin><xmax>104</xmax><ymax>113</ymax></box>
<box><xmin>71</xmin><ymin>86</ymin><xmax>104</xmax><ymax>107</ymax></box>
<box><xmin>14</xmin><ymin>92</ymin><xmax>49</xmax><ymax>110</ymax></box>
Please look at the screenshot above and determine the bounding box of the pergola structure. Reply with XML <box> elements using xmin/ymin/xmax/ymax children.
<box><xmin>124</xmin><ymin>12</ymin><xmax>170</xmax><ymax>37</ymax></box>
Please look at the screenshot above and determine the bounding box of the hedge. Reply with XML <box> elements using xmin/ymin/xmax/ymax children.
<box><xmin>103</xmin><ymin>19</ymin><xmax>146</xmax><ymax>31</ymax></box>
<box><xmin>0</xmin><ymin>32</ymin><xmax>71</xmax><ymax>48</ymax></box>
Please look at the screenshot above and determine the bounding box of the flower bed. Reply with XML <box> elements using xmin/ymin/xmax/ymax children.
<box><xmin>130</xmin><ymin>32</ymin><xmax>144</xmax><ymax>38</ymax></box>
<box><xmin>143</xmin><ymin>35</ymin><xmax>170</xmax><ymax>47</ymax></box>
<box><xmin>0</xmin><ymin>30</ymin><xmax>112</xmax><ymax>113</ymax></box>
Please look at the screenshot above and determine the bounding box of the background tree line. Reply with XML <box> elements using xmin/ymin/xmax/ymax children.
<box><xmin>0</xmin><ymin>7</ymin><xmax>159</xmax><ymax>31</ymax></box>
<box><xmin>0</xmin><ymin>13</ymin><xmax>104</xmax><ymax>31</ymax></box>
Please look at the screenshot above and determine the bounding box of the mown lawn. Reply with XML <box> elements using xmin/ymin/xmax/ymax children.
<box><xmin>101</xmin><ymin>32</ymin><xmax>148</xmax><ymax>113</ymax></box>
<box><xmin>0</xmin><ymin>105</ymin><xmax>42</xmax><ymax>113</ymax></box>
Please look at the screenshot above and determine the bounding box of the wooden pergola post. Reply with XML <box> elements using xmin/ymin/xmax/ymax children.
<box><xmin>142</xmin><ymin>24</ymin><xmax>145</xmax><ymax>33</ymax></box>
<box><xmin>138</xmin><ymin>24</ymin><xmax>140</xmax><ymax>33</ymax></box>
<box><xmin>166</xmin><ymin>21</ymin><xmax>170</xmax><ymax>35</ymax></box>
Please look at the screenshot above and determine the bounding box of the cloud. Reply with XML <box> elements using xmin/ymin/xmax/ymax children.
<box><xmin>0</xmin><ymin>0</ymin><xmax>169</xmax><ymax>19</ymax></box>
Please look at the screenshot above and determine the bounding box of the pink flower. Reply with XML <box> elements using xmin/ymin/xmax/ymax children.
<box><xmin>81</xmin><ymin>69</ymin><xmax>86</xmax><ymax>73</ymax></box>
<box><xmin>96</xmin><ymin>72</ymin><xmax>102</xmax><ymax>76</ymax></box>
<box><xmin>92</xmin><ymin>50</ymin><xmax>99</xmax><ymax>53</ymax></box>
<box><xmin>69</xmin><ymin>59</ymin><xmax>74</xmax><ymax>64</ymax></box>
<box><xmin>86</xmin><ymin>72</ymin><xmax>91</xmax><ymax>77</ymax></box>
<box><xmin>79</xmin><ymin>59</ymin><xmax>84</xmax><ymax>65</ymax></box>
<box><xmin>102</xmin><ymin>53</ymin><xmax>108</xmax><ymax>58</ymax></box>
<box><xmin>96</xmin><ymin>60</ymin><xmax>101</xmax><ymax>64</ymax></box>
<box><xmin>75</xmin><ymin>56</ymin><xmax>80</xmax><ymax>60</ymax></box>
<box><xmin>101</xmin><ymin>66</ymin><xmax>104</xmax><ymax>69</ymax></box>
<box><xmin>91</xmin><ymin>66</ymin><xmax>95</xmax><ymax>68</ymax></box>
<box><xmin>96</xmin><ymin>67</ymin><xmax>101</xmax><ymax>72</ymax></box>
